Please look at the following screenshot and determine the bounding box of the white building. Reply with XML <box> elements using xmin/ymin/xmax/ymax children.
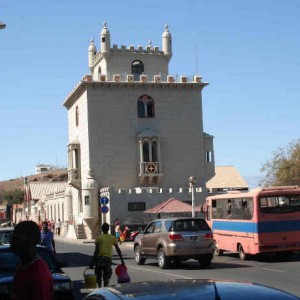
<box><xmin>62</xmin><ymin>23</ymin><xmax>215</xmax><ymax>238</ymax></box>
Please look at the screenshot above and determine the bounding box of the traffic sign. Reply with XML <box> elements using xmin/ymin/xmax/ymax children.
<box><xmin>101</xmin><ymin>205</ymin><xmax>109</xmax><ymax>214</ymax></box>
<box><xmin>100</xmin><ymin>196</ymin><xmax>109</xmax><ymax>205</ymax></box>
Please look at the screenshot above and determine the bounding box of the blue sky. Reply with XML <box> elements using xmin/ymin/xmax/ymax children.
<box><xmin>1</xmin><ymin>1</ymin><xmax>299</xmax><ymax>186</ymax></box>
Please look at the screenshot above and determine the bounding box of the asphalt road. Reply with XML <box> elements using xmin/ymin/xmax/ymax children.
<box><xmin>55</xmin><ymin>237</ymin><xmax>300</xmax><ymax>300</ymax></box>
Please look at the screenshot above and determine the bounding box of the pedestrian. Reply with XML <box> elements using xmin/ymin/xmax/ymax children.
<box><xmin>10</xmin><ymin>220</ymin><xmax>53</xmax><ymax>300</ymax></box>
<box><xmin>51</xmin><ymin>220</ymin><xmax>55</xmax><ymax>232</ymax></box>
<box><xmin>37</xmin><ymin>221</ymin><xmax>42</xmax><ymax>231</ymax></box>
<box><xmin>56</xmin><ymin>219</ymin><xmax>61</xmax><ymax>235</ymax></box>
<box><xmin>115</xmin><ymin>221</ymin><xmax>122</xmax><ymax>244</ymax></box>
<box><xmin>89</xmin><ymin>222</ymin><xmax>124</xmax><ymax>287</ymax></box>
<box><xmin>40</xmin><ymin>221</ymin><xmax>56</xmax><ymax>254</ymax></box>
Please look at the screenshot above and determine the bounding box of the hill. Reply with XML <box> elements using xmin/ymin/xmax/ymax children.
<box><xmin>0</xmin><ymin>169</ymin><xmax>68</xmax><ymax>192</ymax></box>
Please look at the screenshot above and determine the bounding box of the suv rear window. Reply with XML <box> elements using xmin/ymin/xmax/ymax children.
<box><xmin>166</xmin><ymin>219</ymin><xmax>210</xmax><ymax>232</ymax></box>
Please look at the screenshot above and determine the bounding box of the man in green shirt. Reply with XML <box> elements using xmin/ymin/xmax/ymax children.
<box><xmin>90</xmin><ymin>222</ymin><xmax>124</xmax><ymax>287</ymax></box>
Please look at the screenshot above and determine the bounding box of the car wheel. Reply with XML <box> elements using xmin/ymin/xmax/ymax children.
<box><xmin>134</xmin><ymin>246</ymin><xmax>146</xmax><ymax>265</ymax></box>
<box><xmin>198</xmin><ymin>255</ymin><xmax>212</xmax><ymax>268</ymax></box>
<box><xmin>238</xmin><ymin>244</ymin><xmax>248</xmax><ymax>261</ymax></box>
<box><xmin>157</xmin><ymin>248</ymin><xmax>170</xmax><ymax>269</ymax></box>
<box><xmin>214</xmin><ymin>242</ymin><xmax>223</xmax><ymax>256</ymax></box>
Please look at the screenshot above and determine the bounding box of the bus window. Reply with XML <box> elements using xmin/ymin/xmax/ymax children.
<box><xmin>226</xmin><ymin>200</ymin><xmax>232</xmax><ymax>218</ymax></box>
<box><xmin>259</xmin><ymin>195</ymin><xmax>300</xmax><ymax>213</ymax></box>
<box><xmin>231</xmin><ymin>199</ymin><xmax>240</xmax><ymax>219</ymax></box>
<box><xmin>211</xmin><ymin>197</ymin><xmax>253</xmax><ymax>220</ymax></box>
<box><xmin>241</xmin><ymin>198</ymin><xmax>253</xmax><ymax>220</ymax></box>
<box><xmin>212</xmin><ymin>199</ymin><xmax>227</xmax><ymax>219</ymax></box>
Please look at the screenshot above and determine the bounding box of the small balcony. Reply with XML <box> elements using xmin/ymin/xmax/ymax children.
<box><xmin>139</xmin><ymin>162</ymin><xmax>163</xmax><ymax>185</ymax></box>
<box><xmin>68</xmin><ymin>168</ymin><xmax>81</xmax><ymax>189</ymax></box>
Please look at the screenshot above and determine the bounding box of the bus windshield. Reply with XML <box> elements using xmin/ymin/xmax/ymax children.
<box><xmin>259</xmin><ymin>194</ymin><xmax>300</xmax><ymax>214</ymax></box>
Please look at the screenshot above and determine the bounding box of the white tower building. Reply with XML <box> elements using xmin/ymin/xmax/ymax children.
<box><xmin>63</xmin><ymin>23</ymin><xmax>215</xmax><ymax>238</ymax></box>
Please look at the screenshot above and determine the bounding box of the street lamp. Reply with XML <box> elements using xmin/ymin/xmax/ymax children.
<box><xmin>189</xmin><ymin>176</ymin><xmax>196</xmax><ymax>217</ymax></box>
<box><xmin>0</xmin><ymin>22</ymin><xmax>6</xmax><ymax>30</ymax></box>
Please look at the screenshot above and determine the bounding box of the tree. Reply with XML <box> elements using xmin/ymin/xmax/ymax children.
<box><xmin>260</xmin><ymin>140</ymin><xmax>300</xmax><ymax>186</ymax></box>
<box><xmin>1</xmin><ymin>189</ymin><xmax>24</xmax><ymax>204</ymax></box>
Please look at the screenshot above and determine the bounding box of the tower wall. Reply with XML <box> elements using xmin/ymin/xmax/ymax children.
<box><xmin>99</xmin><ymin>187</ymin><xmax>206</xmax><ymax>226</ymax></box>
<box><xmin>86</xmin><ymin>84</ymin><xmax>206</xmax><ymax>189</ymax></box>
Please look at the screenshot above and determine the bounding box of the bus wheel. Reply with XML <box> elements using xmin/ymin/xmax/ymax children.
<box><xmin>214</xmin><ymin>242</ymin><xmax>223</xmax><ymax>256</ymax></box>
<box><xmin>238</xmin><ymin>244</ymin><xmax>248</xmax><ymax>261</ymax></box>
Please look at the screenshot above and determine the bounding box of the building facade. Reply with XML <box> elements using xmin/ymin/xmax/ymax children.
<box><xmin>62</xmin><ymin>23</ymin><xmax>215</xmax><ymax>238</ymax></box>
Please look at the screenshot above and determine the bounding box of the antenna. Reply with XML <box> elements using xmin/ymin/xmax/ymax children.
<box><xmin>195</xmin><ymin>44</ymin><xmax>199</xmax><ymax>74</ymax></box>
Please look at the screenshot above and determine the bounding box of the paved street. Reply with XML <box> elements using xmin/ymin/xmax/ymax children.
<box><xmin>55</xmin><ymin>236</ymin><xmax>300</xmax><ymax>300</ymax></box>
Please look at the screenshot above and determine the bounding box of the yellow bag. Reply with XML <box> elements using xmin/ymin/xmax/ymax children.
<box><xmin>120</xmin><ymin>234</ymin><xmax>125</xmax><ymax>242</ymax></box>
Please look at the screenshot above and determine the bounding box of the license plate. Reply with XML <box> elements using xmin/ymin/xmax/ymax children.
<box><xmin>190</xmin><ymin>236</ymin><xmax>198</xmax><ymax>241</ymax></box>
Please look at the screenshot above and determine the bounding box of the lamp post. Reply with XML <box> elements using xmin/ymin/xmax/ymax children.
<box><xmin>189</xmin><ymin>176</ymin><xmax>196</xmax><ymax>217</ymax></box>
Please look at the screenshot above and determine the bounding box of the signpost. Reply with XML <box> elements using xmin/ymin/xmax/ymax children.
<box><xmin>99</xmin><ymin>196</ymin><xmax>110</xmax><ymax>223</ymax></box>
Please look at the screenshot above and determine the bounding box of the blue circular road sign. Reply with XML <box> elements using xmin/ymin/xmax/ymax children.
<box><xmin>100</xmin><ymin>196</ymin><xmax>109</xmax><ymax>205</ymax></box>
<box><xmin>101</xmin><ymin>205</ymin><xmax>109</xmax><ymax>214</ymax></box>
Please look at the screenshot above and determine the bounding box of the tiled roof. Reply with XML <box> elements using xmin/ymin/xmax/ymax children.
<box><xmin>144</xmin><ymin>198</ymin><xmax>199</xmax><ymax>214</ymax></box>
<box><xmin>207</xmin><ymin>166</ymin><xmax>249</xmax><ymax>189</ymax></box>
<box><xmin>28</xmin><ymin>182</ymin><xmax>67</xmax><ymax>200</ymax></box>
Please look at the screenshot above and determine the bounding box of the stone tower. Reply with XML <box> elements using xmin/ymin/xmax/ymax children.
<box><xmin>63</xmin><ymin>22</ymin><xmax>215</xmax><ymax>232</ymax></box>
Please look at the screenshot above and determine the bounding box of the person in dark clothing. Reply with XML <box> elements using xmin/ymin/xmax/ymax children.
<box><xmin>40</xmin><ymin>221</ymin><xmax>56</xmax><ymax>254</ymax></box>
<box><xmin>10</xmin><ymin>221</ymin><xmax>53</xmax><ymax>300</ymax></box>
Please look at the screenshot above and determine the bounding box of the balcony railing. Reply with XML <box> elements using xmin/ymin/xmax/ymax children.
<box><xmin>139</xmin><ymin>162</ymin><xmax>163</xmax><ymax>176</ymax></box>
<box><xmin>68</xmin><ymin>169</ymin><xmax>81</xmax><ymax>188</ymax></box>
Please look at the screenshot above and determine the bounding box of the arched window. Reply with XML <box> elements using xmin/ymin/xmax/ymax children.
<box><xmin>98</xmin><ymin>67</ymin><xmax>101</xmax><ymax>75</ymax></box>
<box><xmin>143</xmin><ymin>142</ymin><xmax>150</xmax><ymax>162</ymax></box>
<box><xmin>137</xmin><ymin>100</ymin><xmax>145</xmax><ymax>118</ymax></box>
<box><xmin>151</xmin><ymin>140</ymin><xmax>158</xmax><ymax>162</ymax></box>
<box><xmin>75</xmin><ymin>106</ymin><xmax>79</xmax><ymax>127</ymax></box>
<box><xmin>137</xmin><ymin>95</ymin><xmax>155</xmax><ymax>118</ymax></box>
<box><xmin>132</xmin><ymin>60</ymin><xmax>144</xmax><ymax>81</ymax></box>
<box><xmin>142</xmin><ymin>138</ymin><xmax>158</xmax><ymax>163</ymax></box>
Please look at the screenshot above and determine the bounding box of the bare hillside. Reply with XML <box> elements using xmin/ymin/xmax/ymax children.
<box><xmin>0</xmin><ymin>169</ymin><xmax>68</xmax><ymax>192</ymax></box>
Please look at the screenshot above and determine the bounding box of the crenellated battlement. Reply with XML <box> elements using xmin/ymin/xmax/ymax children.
<box><xmin>111</xmin><ymin>44</ymin><xmax>163</xmax><ymax>54</ymax></box>
<box><xmin>83</xmin><ymin>73</ymin><xmax>205</xmax><ymax>84</ymax></box>
<box><xmin>63</xmin><ymin>72</ymin><xmax>208</xmax><ymax>109</ymax></box>
<box><xmin>100</xmin><ymin>186</ymin><xmax>203</xmax><ymax>195</ymax></box>
<box><xmin>92</xmin><ymin>44</ymin><xmax>164</xmax><ymax>66</ymax></box>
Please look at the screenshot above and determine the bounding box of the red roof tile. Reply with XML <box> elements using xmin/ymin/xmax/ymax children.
<box><xmin>144</xmin><ymin>198</ymin><xmax>196</xmax><ymax>214</ymax></box>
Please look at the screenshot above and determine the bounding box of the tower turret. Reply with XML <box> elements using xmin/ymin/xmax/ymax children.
<box><xmin>162</xmin><ymin>24</ymin><xmax>172</xmax><ymax>60</ymax></box>
<box><xmin>88</xmin><ymin>38</ymin><xmax>97</xmax><ymax>74</ymax></box>
<box><xmin>100</xmin><ymin>21</ymin><xmax>111</xmax><ymax>55</ymax></box>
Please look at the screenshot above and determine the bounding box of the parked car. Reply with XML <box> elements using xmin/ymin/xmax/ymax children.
<box><xmin>134</xmin><ymin>217</ymin><xmax>214</xmax><ymax>269</ymax></box>
<box><xmin>0</xmin><ymin>227</ymin><xmax>13</xmax><ymax>245</ymax></box>
<box><xmin>83</xmin><ymin>279</ymin><xmax>300</xmax><ymax>300</ymax></box>
<box><xmin>0</xmin><ymin>245</ymin><xmax>74</xmax><ymax>300</ymax></box>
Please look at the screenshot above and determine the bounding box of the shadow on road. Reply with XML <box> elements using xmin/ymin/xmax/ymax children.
<box><xmin>56</xmin><ymin>252</ymin><xmax>92</xmax><ymax>267</ymax></box>
<box><xmin>145</xmin><ymin>261</ymin><xmax>251</xmax><ymax>270</ymax></box>
<box><xmin>221</xmin><ymin>251</ymin><xmax>300</xmax><ymax>263</ymax></box>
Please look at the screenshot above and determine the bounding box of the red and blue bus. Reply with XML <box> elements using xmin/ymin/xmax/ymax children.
<box><xmin>204</xmin><ymin>186</ymin><xmax>300</xmax><ymax>260</ymax></box>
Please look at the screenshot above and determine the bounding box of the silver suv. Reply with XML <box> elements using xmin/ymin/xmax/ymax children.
<box><xmin>134</xmin><ymin>217</ymin><xmax>214</xmax><ymax>269</ymax></box>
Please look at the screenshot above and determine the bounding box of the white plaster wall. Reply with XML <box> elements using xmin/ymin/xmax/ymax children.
<box><xmin>94</xmin><ymin>51</ymin><xmax>169</xmax><ymax>80</ymax></box>
<box><xmin>101</xmin><ymin>187</ymin><xmax>205</xmax><ymax>226</ymax></box>
<box><xmin>68</xmin><ymin>93</ymin><xmax>90</xmax><ymax>177</ymax></box>
<box><xmin>86</xmin><ymin>84</ymin><xmax>207</xmax><ymax>190</ymax></box>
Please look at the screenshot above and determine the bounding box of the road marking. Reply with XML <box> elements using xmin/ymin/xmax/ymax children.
<box><xmin>262</xmin><ymin>268</ymin><xmax>286</xmax><ymax>273</ymax></box>
<box><xmin>128</xmin><ymin>265</ymin><xmax>192</xmax><ymax>279</ymax></box>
